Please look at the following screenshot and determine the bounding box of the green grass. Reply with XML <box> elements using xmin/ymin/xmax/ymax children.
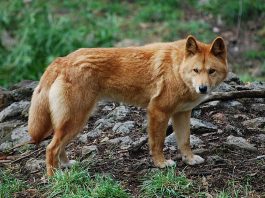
<box><xmin>215</xmin><ymin>180</ymin><xmax>252</xmax><ymax>198</ymax></box>
<box><xmin>0</xmin><ymin>0</ymin><xmax>265</xmax><ymax>87</ymax></box>
<box><xmin>0</xmin><ymin>170</ymin><xmax>26</xmax><ymax>198</ymax></box>
<box><xmin>46</xmin><ymin>164</ymin><xmax>130</xmax><ymax>198</ymax></box>
<box><xmin>140</xmin><ymin>167</ymin><xmax>202</xmax><ymax>198</ymax></box>
<box><xmin>0</xmin><ymin>0</ymin><xmax>214</xmax><ymax>87</ymax></box>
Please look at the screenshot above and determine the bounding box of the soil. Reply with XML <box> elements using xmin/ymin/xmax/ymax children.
<box><xmin>1</xmin><ymin>96</ymin><xmax>264</xmax><ymax>197</ymax></box>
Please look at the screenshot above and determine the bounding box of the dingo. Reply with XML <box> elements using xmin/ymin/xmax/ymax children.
<box><xmin>28</xmin><ymin>35</ymin><xmax>228</xmax><ymax>176</ymax></box>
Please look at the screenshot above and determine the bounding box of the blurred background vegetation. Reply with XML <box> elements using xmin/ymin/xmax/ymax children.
<box><xmin>0</xmin><ymin>0</ymin><xmax>264</xmax><ymax>87</ymax></box>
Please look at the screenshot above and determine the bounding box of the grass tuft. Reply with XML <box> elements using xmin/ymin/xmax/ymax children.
<box><xmin>46</xmin><ymin>163</ymin><xmax>130</xmax><ymax>198</ymax></box>
<box><xmin>0</xmin><ymin>170</ymin><xmax>26</xmax><ymax>197</ymax></box>
<box><xmin>140</xmin><ymin>167</ymin><xmax>194</xmax><ymax>198</ymax></box>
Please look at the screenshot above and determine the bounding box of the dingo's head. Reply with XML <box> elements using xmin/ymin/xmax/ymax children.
<box><xmin>180</xmin><ymin>35</ymin><xmax>228</xmax><ymax>94</ymax></box>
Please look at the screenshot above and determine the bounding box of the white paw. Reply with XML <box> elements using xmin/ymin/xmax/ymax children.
<box><xmin>182</xmin><ymin>155</ymin><xmax>205</xmax><ymax>165</ymax></box>
<box><xmin>165</xmin><ymin>159</ymin><xmax>176</xmax><ymax>167</ymax></box>
<box><xmin>155</xmin><ymin>159</ymin><xmax>176</xmax><ymax>168</ymax></box>
<box><xmin>61</xmin><ymin>160</ymin><xmax>77</xmax><ymax>168</ymax></box>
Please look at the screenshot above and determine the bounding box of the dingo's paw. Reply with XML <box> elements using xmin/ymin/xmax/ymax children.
<box><xmin>155</xmin><ymin>159</ymin><xmax>176</xmax><ymax>168</ymax></box>
<box><xmin>182</xmin><ymin>155</ymin><xmax>204</xmax><ymax>165</ymax></box>
<box><xmin>61</xmin><ymin>160</ymin><xmax>77</xmax><ymax>168</ymax></box>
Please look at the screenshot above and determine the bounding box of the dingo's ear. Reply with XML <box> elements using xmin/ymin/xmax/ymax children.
<box><xmin>210</xmin><ymin>37</ymin><xmax>226</xmax><ymax>60</ymax></box>
<box><xmin>186</xmin><ymin>35</ymin><xmax>198</xmax><ymax>57</ymax></box>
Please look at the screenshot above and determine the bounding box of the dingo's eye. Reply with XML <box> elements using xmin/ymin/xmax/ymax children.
<box><xmin>209</xmin><ymin>68</ymin><xmax>216</xmax><ymax>74</ymax></box>
<box><xmin>193</xmin><ymin>68</ymin><xmax>199</xmax><ymax>73</ymax></box>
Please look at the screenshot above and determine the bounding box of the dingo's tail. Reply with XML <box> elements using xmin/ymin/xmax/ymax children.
<box><xmin>28</xmin><ymin>85</ymin><xmax>52</xmax><ymax>144</ymax></box>
<box><xmin>28</xmin><ymin>58</ymin><xmax>61</xmax><ymax>144</ymax></box>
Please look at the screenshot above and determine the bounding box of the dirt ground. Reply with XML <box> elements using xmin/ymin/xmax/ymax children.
<box><xmin>1</xmin><ymin>93</ymin><xmax>264</xmax><ymax>197</ymax></box>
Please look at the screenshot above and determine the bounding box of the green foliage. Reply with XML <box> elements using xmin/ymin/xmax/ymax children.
<box><xmin>0</xmin><ymin>0</ymin><xmax>214</xmax><ymax>87</ymax></box>
<box><xmin>47</xmin><ymin>164</ymin><xmax>130</xmax><ymax>198</ymax></box>
<box><xmin>215</xmin><ymin>180</ymin><xmax>252</xmax><ymax>198</ymax></box>
<box><xmin>201</xmin><ymin>0</ymin><xmax>265</xmax><ymax>24</ymax></box>
<box><xmin>140</xmin><ymin>167</ymin><xmax>195</xmax><ymax>198</ymax></box>
<box><xmin>0</xmin><ymin>170</ymin><xmax>26</xmax><ymax>197</ymax></box>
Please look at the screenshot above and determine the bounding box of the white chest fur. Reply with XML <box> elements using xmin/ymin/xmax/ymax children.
<box><xmin>177</xmin><ymin>95</ymin><xmax>208</xmax><ymax>112</ymax></box>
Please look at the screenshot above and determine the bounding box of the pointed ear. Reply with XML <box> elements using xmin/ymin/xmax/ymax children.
<box><xmin>186</xmin><ymin>35</ymin><xmax>199</xmax><ymax>57</ymax></box>
<box><xmin>210</xmin><ymin>37</ymin><xmax>227</xmax><ymax>60</ymax></box>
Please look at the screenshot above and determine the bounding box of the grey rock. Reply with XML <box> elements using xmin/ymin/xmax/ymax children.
<box><xmin>224</xmin><ymin>72</ymin><xmax>240</xmax><ymax>84</ymax></box>
<box><xmin>191</xmin><ymin>118</ymin><xmax>218</xmax><ymax>134</ymax></box>
<box><xmin>242</xmin><ymin>117</ymin><xmax>265</xmax><ymax>129</ymax></box>
<box><xmin>0</xmin><ymin>120</ymin><xmax>23</xmax><ymax>143</ymax></box>
<box><xmin>0</xmin><ymin>101</ymin><xmax>30</xmax><ymax>122</ymax></box>
<box><xmin>224</xmin><ymin>124</ymin><xmax>242</xmax><ymax>135</ymax></box>
<box><xmin>207</xmin><ymin>155</ymin><xmax>225</xmax><ymax>165</ymax></box>
<box><xmin>25</xmin><ymin>159</ymin><xmax>45</xmax><ymax>172</ymax></box>
<box><xmin>106</xmin><ymin>105</ymin><xmax>130</xmax><ymax>121</ymax></box>
<box><xmin>255</xmin><ymin>134</ymin><xmax>265</xmax><ymax>143</ymax></box>
<box><xmin>108</xmin><ymin>136</ymin><xmax>133</xmax><ymax>149</ymax></box>
<box><xmin>10</xmin><ymin>80</ymin><xmax>38</xmax><ymax>101</ymax></box>
<box><xmin>199</xmin><ymin>101</ymin><xmax>220</xmax><ymax>109</ymax></box>
<box><xmin>11</xmin><ymin>125</ymin><xmax>31</xmax><ymax>145</ymax></box>
<box><xmin>0</xmin><ymin>88</ymin><xmax>12</xmax><ymax>110</ymax></box>
<box><xmin>112</xmin><ymin>121</ymin><xmax>135</xmax><ymax>134</ymax></box>
<box><xmin>86</xmin><ymin>128</ymin><xmax>103</xmax><ymax>139</ymax></box>
<box><xmin>94</xmin><ymin>119</ymin><xmax>113</xmax><ymax>130</ymax></box>
<box><xmin>246</xmin><ymin>82</ymin><xmax>265</xmax><ymax>90</ymax></box>
<box><xmin>82</xmin><ymin>145</ymin><xmax>98</xmax><ymax>156</ymax></box>
<box><xmin>215</xmin><ymin>82</ymin><xmax>236</xmax><ymax>92</ymax></box>
<box><xmin>251</xmin><ymin>104</ymin><xmax>265</xmax><ymax>112</ymax></box>
<box><xmin>225</xmin><ymin>135</ymin><xmax>257</xmax><ymax>151</ymax></box>
<box><xmin>78</xmin><ymin>134</ymin><xmax>88</xmax><ymax>143</ymax></box>
<box><xmin>0</xmin><ymin>142</ymin><xmax>12</xmax><ymax>151</ymax></box>
<box><xmin>165</xmin><ymin>133</ymin><xmax>203</xmax><ymax>148</ymax></box>
<box><xmin>224</xmin><ymin>100</ymin><xmax>243</xmax><ymax>108</ymax></box>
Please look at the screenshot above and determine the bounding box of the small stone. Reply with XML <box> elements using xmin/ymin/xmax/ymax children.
<box><xmin>246</xmin><ymin>82</ymin><xmax>265</xmax><ymax>90</ymax></box>
<box><xmin>255</xmin><ymin>134</ymin><xmax>265</xmax><ymax>143</ymax></box>
<box><xmin>0</xmin><ymin>142</ymin><xmax>12</xmax><ymax>151</ymax></box>
<box><xmin>78</xmin><ymin>134</ymin><xmax>88</xmax><ymax>143</ymax></box>
<box><xmin>0</xmin><ymin>120</ymin><xmax>23</xmax><ymax>144</ymax></box>
<box><xmin>224</xmin><ymin>72</ymin><xmax>240</xmax><ymax>84</ymax></box>
<box><xmin>0</xmin><ymin>101</ymin><xmax>30</xmax><ymax>122</ymax></box>
<box><xmin>108</xmin><ymin>136</ymin><xmax>133</xmax><ymax>149</ymax></box>
<box><xmin>251</xmin><ymin>104</ymin><xmax>265</xmax><ymax>112</ymax></box>
<box><xmin>225</xmin><ymin>135</ymin><xmax>257</xmax><ymax>151</ymax></box>
<box><xmin>199</xmin><ymin>101</ymin><xmax>220</xmax><ymax>109</ymax></box>
<box><xmin>215</xmin><ymin>82</ymin><xmax>236</xmax><ymax>92</ymax></box>
<box><xmin>191</xmin><ymin>118</ymin><xmax>218</xmax><ymax>134</ymax></box>
<box><xmin>94</xmin><ymin>119</ymin><xmax>113</xmax><ymax>130</ymax></box>
<box><xmin>106</xmin><ymin>105</ymin><xmax>130</xmax><ymax>121</ymax></box>
<box><xmin>11</xmin><ymin>125</ymin><xmax>31</xmax><ymax>145</ymax></box>
<box><xmin>112</xmin><ymin>121</ymin><xmax>135</xmax><ymax>134</ymax></box>
<box><xmin>224</xmin><ymin>100</ymin><xmax>243</xmax><ymax>108</ymax></box>
<box><xmin>82</xmin><ymin>145</ymin><xmax>98</xmax><ymax>156</ymax></box>
<box><xmin>100</xmin><ymin>137</ymin><xmax>109</xmax><ymax>143</ymax></box>
<box><xmin>87</xmin><ymin>128</ymin><xmax>102</xmax><ymax>139</ymax></box>
<box><xmin>10</xmin><ymin>80</ymin><xmax>38</xmax><ymax>101</ymax></box>
<box><xmin>25</xmin><ymin>159</ymin><xmax>45</xmax><ymax>172</ymax></box>
<box><xmin>242</xmin><ymin>117</ymin><xmax>265</xmax><ymax>129</ymax></box>
<box><xmin>224</xmin><ymin>124</ymin><xmax>242</xmax><ymax>135</ymax></box>
<box><xmin>165</xmin><ymin>133</ymin><xmax>203</xmax><ymax>148</ymax></box>
<box><xmin>207</xmin><ymin>155</ymin><xmax>225</xmax><ymax>165</ymax></box>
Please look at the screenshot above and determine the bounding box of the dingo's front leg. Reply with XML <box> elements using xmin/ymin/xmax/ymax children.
<box><xmin>148</xmin><ymin>106</ymin><xmax>175</xmax><ymax>168</ymax></box>
<box><xmin>172</xmin><ymin>111</ymin><xmax>205</xmax><ymax>165</ymax></box>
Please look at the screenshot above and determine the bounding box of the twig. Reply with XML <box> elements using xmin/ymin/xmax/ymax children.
<box><xmin>236</xmin><ymin>0</ymin><xmax>243</xmax><ymax>41</ymax></box>
<box><xmin>201</xmin><ymin>90</ymin><xmax>265</xmax><ymax>104</ymax></box>
<box><xmin>11</xmin><ymin>148</ymin><xmax>45</xmax><ymax>164</ymax></box>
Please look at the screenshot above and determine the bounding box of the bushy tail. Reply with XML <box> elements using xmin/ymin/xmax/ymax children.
<box><xmin>28</xmin><ymin>85</ymin><xmax>52</xmax><ymax>144</ymax></box>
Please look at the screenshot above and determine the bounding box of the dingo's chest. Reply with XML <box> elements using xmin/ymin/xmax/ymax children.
<box><xmin>177</xmin><ymin>95</ymin><xmax>208</xmax><ymax>112</ymax></box>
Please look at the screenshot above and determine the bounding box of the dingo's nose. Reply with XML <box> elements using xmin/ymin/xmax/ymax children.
<box><xmin>199</xmin><ymin>85</ymin><xmax>207</xmax><ymax>94</ymax></box>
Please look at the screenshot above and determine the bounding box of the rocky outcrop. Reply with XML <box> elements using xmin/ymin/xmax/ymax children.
<box><xmin>0</xmin><ymin>73</ymin><xmax>264</xmax><ymax>160</ymax></box>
